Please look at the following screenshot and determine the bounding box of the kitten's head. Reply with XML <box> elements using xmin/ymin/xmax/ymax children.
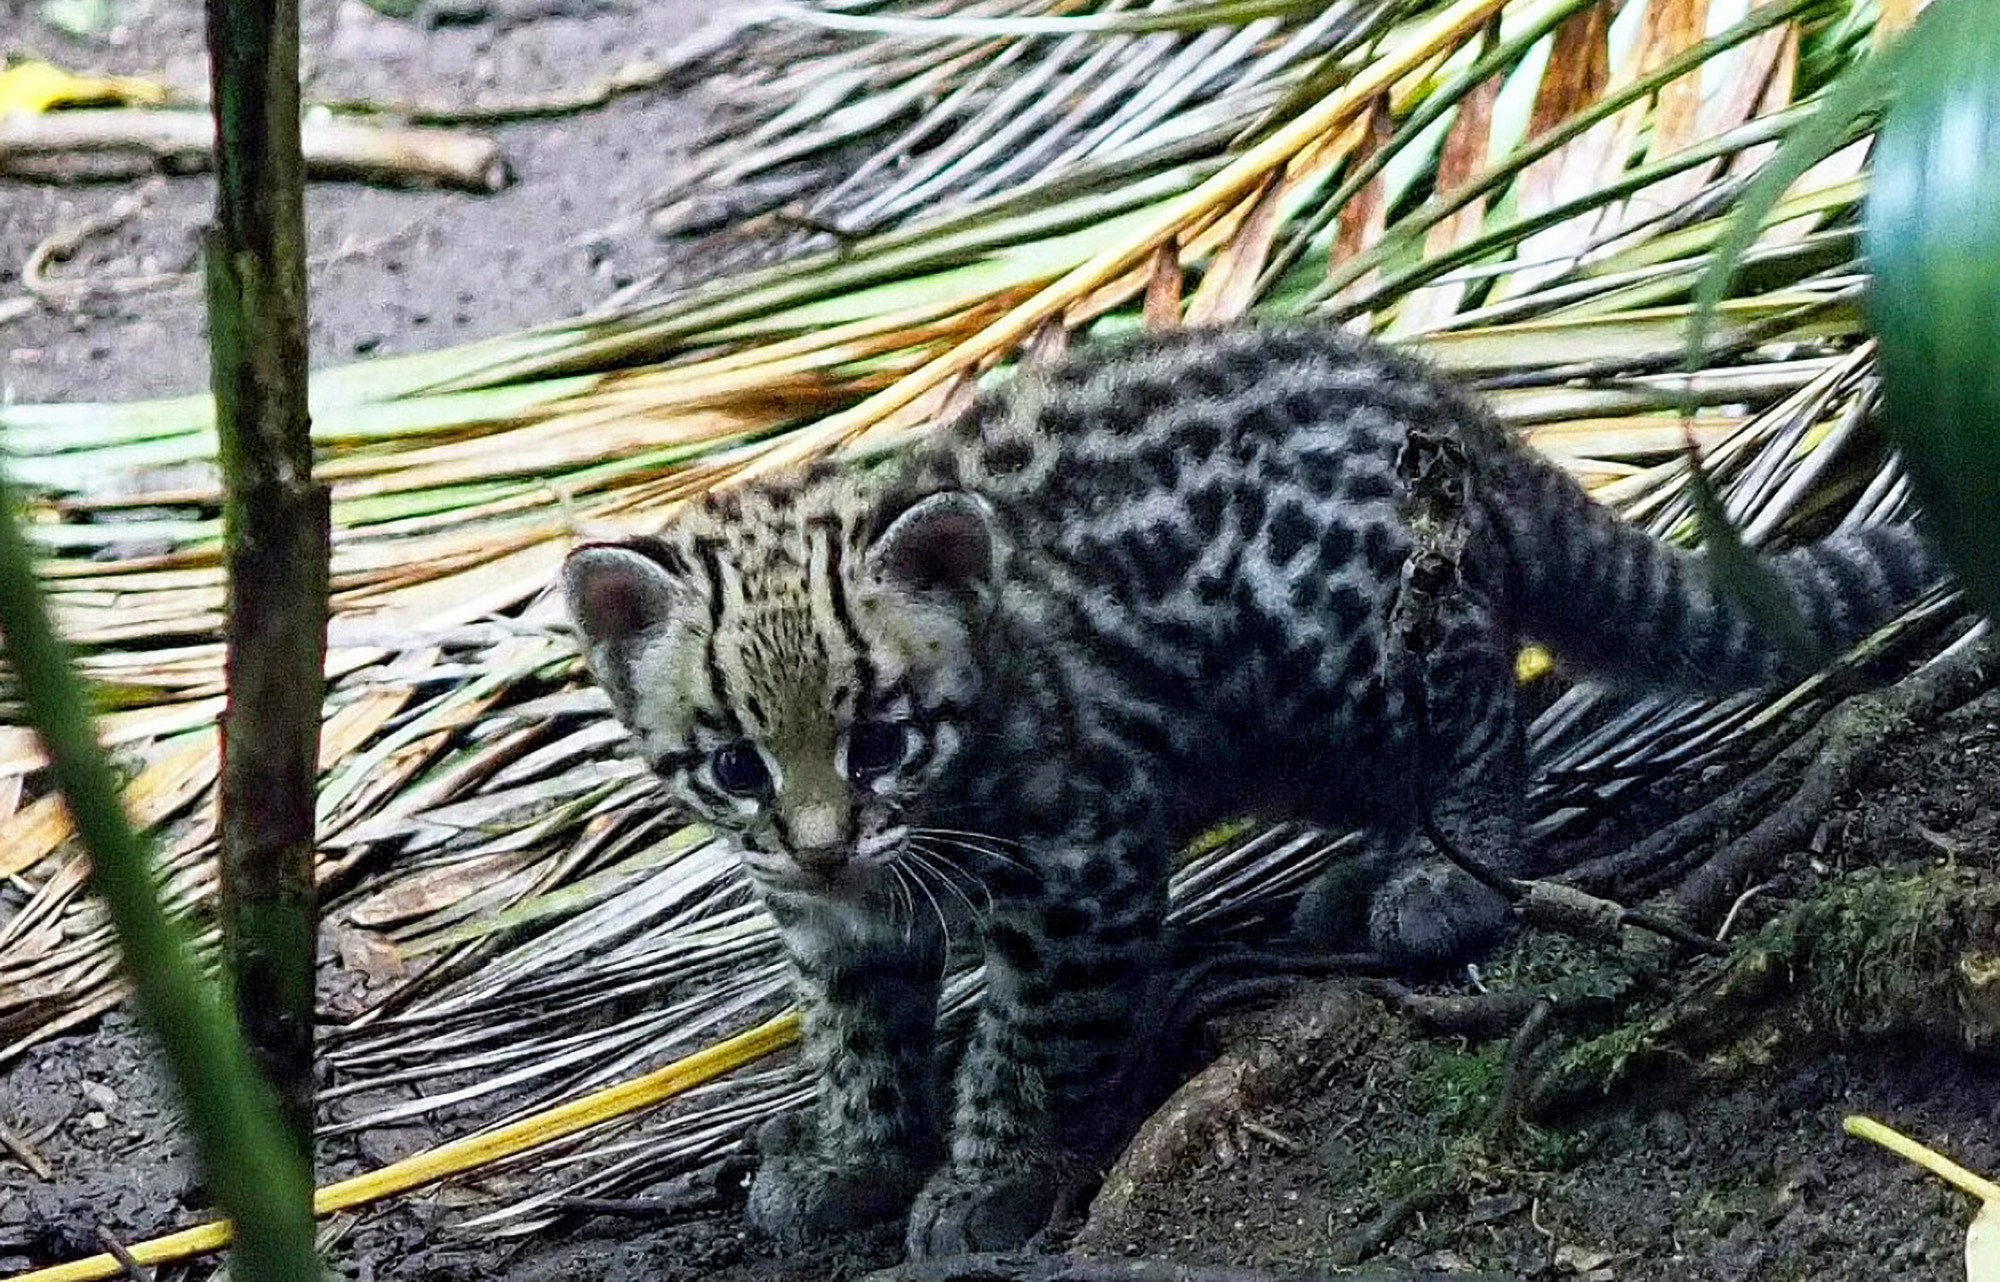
<box><xmin>561</xmin><ymin>473</ymin><xmax>997</xmax><ymax>897</ymax></box>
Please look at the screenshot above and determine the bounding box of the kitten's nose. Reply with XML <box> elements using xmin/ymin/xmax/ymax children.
<box><xmin>784</xmin><ymin>799</ymin><xmax>846</xmax><ymax>860</ymax></box>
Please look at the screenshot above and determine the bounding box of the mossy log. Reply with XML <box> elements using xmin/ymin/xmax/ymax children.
<box><xmin>1538</xmin><ymin>866</ymin><xmax>2000</xmax><ymax>1112</ymax></box>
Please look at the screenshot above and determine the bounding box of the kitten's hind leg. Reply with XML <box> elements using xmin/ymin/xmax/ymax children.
<box><xmin>1367</xmin><ymin>592</ymin><xmax>1530</xmax><ymax>968</ymax></box>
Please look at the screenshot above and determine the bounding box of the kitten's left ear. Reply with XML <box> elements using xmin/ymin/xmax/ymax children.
<box><xmin>562</xmin><ymin>543</ymin><xmax>683</xmax><ymax>652</ymax></box>
<box><xmin>864</xmin><ymin>491</ymin><xmax>997</xmax><ymax>596</ymax></box>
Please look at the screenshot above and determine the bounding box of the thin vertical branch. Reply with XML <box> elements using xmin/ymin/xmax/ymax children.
<box><xmin>205</xmin><ymin>0</ymin><xmax>330</xmax><ymax>1171</ymax></box>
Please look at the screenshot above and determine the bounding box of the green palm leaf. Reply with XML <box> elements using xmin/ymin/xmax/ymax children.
<box><xmin>1866</xmin><ymin>0</ymin><xmax>2000</xmax><ymax>621</ymax></box>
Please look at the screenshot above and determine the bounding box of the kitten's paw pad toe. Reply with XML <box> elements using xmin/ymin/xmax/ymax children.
<box><xmin>905</xmin><ymin>1169</ymin><xmax>1059</xmax><ymax>1258</ymax></box>
<box><xmin>1368</xmin><ymin>859</ymin><xmax>1515</xmax><ymax>968</ymax></box>
<box><xmin>746</xmin><ymin>1146</ymin><xmax>927</xmax><ymax>1246</ymax></box>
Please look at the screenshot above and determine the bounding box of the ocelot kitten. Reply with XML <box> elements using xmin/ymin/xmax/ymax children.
<box><xmin>561</xmin><ymin>321</ymin><xmax>1937</xmax><ymax>1257</ymax></box>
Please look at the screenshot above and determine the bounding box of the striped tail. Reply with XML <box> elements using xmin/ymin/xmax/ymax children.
<box><xmin>1488</xmin><ymin>452</ymin><xmax>1943</xmax><ymax>692</ymax></box>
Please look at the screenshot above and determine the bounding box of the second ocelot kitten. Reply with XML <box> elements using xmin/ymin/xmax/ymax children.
<box><xmin>561</xmin><ymin>321</ymin><xmax>1939</xmax><ymax>1256</ymax></box>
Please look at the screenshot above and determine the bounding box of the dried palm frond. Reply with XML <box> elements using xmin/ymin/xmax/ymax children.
<box><xmin>0</xmin><ymin>0</ymin><xmax>1958</xmax><ymax>1267</ymax></box>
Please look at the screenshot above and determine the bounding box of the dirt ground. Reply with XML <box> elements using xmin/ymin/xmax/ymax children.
<box><xmin>2</xmin><ymin>0</ymin><xmax>744</xmax><ymax>405</ymax></box>
<box><xmin>3</xmin><ymin>5</ymin><xmax>1999</xmax><ymax>1281</ymax></box>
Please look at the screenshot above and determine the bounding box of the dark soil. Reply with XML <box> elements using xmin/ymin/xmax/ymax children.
<box><xmin>4</xmin><ymin>6</ymin><xmax>1999</xmax><ymax>1281</ymax></box>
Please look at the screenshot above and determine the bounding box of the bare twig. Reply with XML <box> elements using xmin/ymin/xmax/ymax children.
<box><xmin>1421</xmin><ymin>818</ymin><xmax>1728</xmax><ymax>955</ymax></box>
<box><xmin>0</xmin><ymin>110</ymin><xmax>510</xmax><ymax>192</ymax></box>
<box><xmin>22</xmin><ymin>183</ymin><xmax>184</xmax><ymax>308</ymax></box>
<box><xmin>93</xmin><ymin>1227</ymin><xmax>156</xmax><ymax>1282</ymax></box>
<box><xmin>0</xmin><ymin>1116</ymin><xmax>53</xmax><ymax>1179</ymax></box>
<box><xmin>1569</xmin><ymin>637</ymin><xmax>1996</xmax><ymax>906</ymax></box>
<box><xmin>1672</xmin><ymin>643</ymin><xmax>1997</xmax><ymax>923</ymax></box>
<box><xmin>1360</xmin><ymin>981</ymin><xmax>1549</xmax><ymax>1040</ymax></box>
<box><xmin>319</xmin><ymin>9</ymin><xmax>759</xmax><ymax>125</ymax></box>
<box><xmin>1329</xmin><ymin>1186</ymin><xmax>1459</xmax><ymax>1268</ymax></box>
<box><xmin>1483</xmin><ymin>999</ymin><xmax>1553</xmax><ymax>1150</ymax></box>
<box><xmin>1715</xmin><ymin>882</ymin><xmax>1772</xmax><ymax>941</ymax></box>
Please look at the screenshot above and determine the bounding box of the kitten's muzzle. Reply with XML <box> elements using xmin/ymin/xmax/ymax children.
<box><xmin>791</xmin><ymin>844</ymin><xmax>849</xmax><ymax>874</ymax></box>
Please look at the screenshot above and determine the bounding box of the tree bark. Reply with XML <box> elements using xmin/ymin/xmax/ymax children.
<box><xmin>206</xmin><ymin>0</ymin><xmax>330</xmax><ymax>1176</ymax></box>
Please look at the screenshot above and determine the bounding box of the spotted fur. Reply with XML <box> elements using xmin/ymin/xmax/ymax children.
<box><xmin>562</xmin><ymin>321</ymin><xmax>1938</xmax><ymax>1256</ymax></box>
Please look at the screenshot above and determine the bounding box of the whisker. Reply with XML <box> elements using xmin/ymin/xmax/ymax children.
<box><xmin>921</xmin><ymin>843</ymin><xmax>995</xmax><ymax>912</ymax></box>
<box><xmin>888</xmin><ymin>862</ymin><xmax>917</xmax><ymax>941</ymax></box>
<box><xmin>911</xmin><ymin>827</ymin><xmax>1022</xmax><ymax>860</ymax></box>
<box><xmin>915</xmin><ymin>826</ymin><xmax>1025</xmax><ymax>850</ymax></box>
<box><xmin>909</xmin><ymin>844</ymin><xmax>988</xmax><ymax>924</ymax></box>
<box><xmin>912</xmin><ymin>834</ymin><xmax>986</xmax><ymax>865</ymax></box>
<box><xmin>914</xmin><ymin>830</ymin><xmax>1037</xmax><ymax>876</ymax></box>
<box><xmin>915</xmin><ymin>843</ymin><xmax>985</xmax><ymax>894</ymax></box>
<box><xmin>902</xmin><ymin>853</ymin><xmax>953</xmax><ymax>956</ymax></box>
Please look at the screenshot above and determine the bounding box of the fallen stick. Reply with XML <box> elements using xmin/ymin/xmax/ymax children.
<box><xmin>1533</xmin><ymin>865</ymin><xmax>2000</xmax><ymax>1114</ymax></box>
<box><xmin>1078</xmin><ymin>983</ymin><xmax>1383</xmax><ymax>1247</ymax></box>
<box><xmin>1670</xmin><ymin>639</ymin><xmax>1997</xmax><ymax>923</ymax></box>
<box><xmin>0</xmin><ymin>109</ymin><xmax>510</xmax><ymax>191</ymax></box>
<box><xmin>91</xmin><ymin>1228</ymin><xmax>155</xmax><ymax>1282</ymax></box>
<box><xmin>0</xmin><ymin>1115</ymin><xmax>53</xmax><ymax>1179</ymax></box>
<box><xmin>1567</xmin><ymin>625</ymin><xmax>1992</xmax><ymax>907</ymax></box>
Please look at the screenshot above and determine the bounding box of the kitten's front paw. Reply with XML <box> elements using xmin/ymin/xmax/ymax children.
<box><xmin>905</xmin><ymin>1165</ymin><xmax>1059</xmax><ymax>1258</ymax></box>
<box><xmin>1367</xmin><ymin>858</ymin><xmax>1515</xmax><ymax>968</ymax></box>
<box><xmin>744</xmin><ymin>1116</ymin><xmax>931</xmax><ymax>1246</ymax></box>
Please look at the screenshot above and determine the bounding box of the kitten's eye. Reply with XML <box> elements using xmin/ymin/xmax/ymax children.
<box><xmin>846</xmin><ymin>721</ymin><xmax>908</xmax><ymax>779</ymax></box>
<box><xmin>710</xmin><ymin>742</ymin><xmax>770</xmax><ymax>797</ymax></box>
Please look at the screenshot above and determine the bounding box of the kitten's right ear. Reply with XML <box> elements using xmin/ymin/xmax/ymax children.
<box><xmin>562</xmin><ymin>544</ymin><xmax>682</xmax><ymax>652</ymax></box>
<box><xmin>865</xmin><ymin>491</ymin><xmax>997</xmax><ymax>597</ymax></box>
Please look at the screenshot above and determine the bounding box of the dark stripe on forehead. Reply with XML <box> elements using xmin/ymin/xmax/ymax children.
<box><xmin>810</xmin><ymin>515</ymin><xmax>879</xmax><ymax>708</ymax></box>
<box><xmin>693</xmin><ymin>537</ymin><xmax>747</xmax><ymax>739</ymax></box>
